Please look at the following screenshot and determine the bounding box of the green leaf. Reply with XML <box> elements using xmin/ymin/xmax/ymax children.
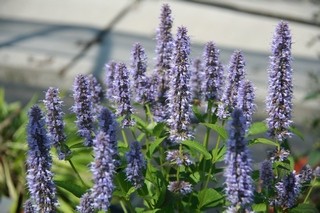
<box><xmin>197</xmin><ymin>188</ymin><xmax>224</xmax><ymax>209</ymax></box>
<box><xmin>247</xmin><ymin>122</ymin><xmax>268</xmax><ymax>136</ymax></box>
<box><xmin>200</xmin><ymin>123</ymin><xmax>227</xmax><ymax>140</ymax></box>
<box><xmin>182</xmin><ymin>140</ymin><xmax>211</xmax><ymax>160</ymax></box>
<box><xmin>212</xmin><ymin>145</ymin><xmax>226</xmax><ymax>163</ymax></box>
<box><xmin>289</xmin><ymin>126</ymin><xmax>304</xmax><ymax>141</ymax></box>
<box><xmin>252</xmin><ymin>203</ymin><xmax>266</xmax><ymax>212</ymax></box>
<box><xmin>192</xmin><ymin>105</ymin><xmax>205</xmax><ymax>122</ymax></box>
<box><xmin>152</xmin><ymin>122</ymin><xmax>166</xmax><ymax>137</ymax></box>
<box><xmin>249</xmin><ymin>138</ymin><xmax>279</xmax><ymax>147</ymax></box>
<box><xmin>149</xmin><ymin>137</ymin><xmax>166</xmax><ymax>156</ymax></box>
<box><xmin>55</xmin><ymin>180</ymin><xmax>87</xmax><ymax>198</ymax></box>
<box><xmin>290</xmin><ymin>203</ymin><xmax>319</xmax><ymax>213</ymax></box>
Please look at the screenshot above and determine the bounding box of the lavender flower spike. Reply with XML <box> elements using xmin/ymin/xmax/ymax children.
<box><xmin>191</xmin><ymin>58</ymin><xmax>204</xmax><ymax>103</ymax></box>
<box><xmin>202</xmin><ymin>41</ymin><xmax>224</xmax><ymax>103</ymax></box>
<box><xmin>167</xmin><ymin>26</ymin><xmax>192</xmax><ymax>143</ymax></box>
<box><xmin>275</xmin><ymin>171</ymin><xmax>301</xmax><ymax>209</ymax></box>
<box><xmin>168</xmin><ymin>181</ymin><xmax>192</xmax><ymax>195</ymax></box>
<box><xmin>26</xmin><ymin>105</ymin><xmax>58</xmax><ymax>212</ymax></box>
<box><xmin>125</xmin><ymin>141</ymin><xmax>146</xmax><ymax>188</ymax></box>
<box><xmin>43</xmin><ymin>87</ymin><xmax>71</xmax><ymax>160</ymax></box>
<box><xmin>266</xmin><ymin>21</ymin><xmax>293</xmax><ymax>142</ymax></box>
<box><xmin>218</xmin><ymin>51</ymin><xmax>246</xmax><ymax>119</ymax></box>
<box><xmin>224</xmin><ymin>108</ymin><xmax>253</xmax><ymax>210</ymax></box>
<box><xmin>259</xmin><ymin>160</ymin><xmax>274</xmax><ymax>189</ymax></box>
<box><xmin>114</xmin><ymin>63</ymin><xmax>134</xmax><ymax>127</ymax></box>
<box><xmin>237</xmin><ymin>80</ymin><xmax>256</xmax><ymax>128</ymax></box>
<box><xmin>77</xmin><ymin>191</ymin><xmax>95</xmax><ymax>213</ymax></box>
<box><xmin>91</xmin><ymin>131</ymin><xmax>116</xmax><ymax>211</ymax></box>
<box><xmin>153</xmin><ymin>3</ymin><xmax>174</xmax><ymax>121</ymax></box>
<box><xmin>23</xmin><ymin>199</ymin><xmax>35</xmax><ymax>213</ymax></box>
<box><xmin>105</xmin><ymin>61</ymin><xmax>117</xmax><ymax>101</ymax></box>
<box><xmin>72</xmin><ymin>74</ymin><xmax>94</xmax><ymax>146</ymax></box>
<box><xmin>131</xmin><ymin>43</ymin><xmax>150</xmax><ymax>104</ymax></box>
<box><xmin>88</xmin><ymin>74</ymin><xmax>103</xmax><ymax>118</ymax></box>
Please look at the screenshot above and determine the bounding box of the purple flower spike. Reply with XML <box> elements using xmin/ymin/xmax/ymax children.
<box><xmin>105</xmin><ymin>61</ymin><xmax>117</xmax><ymax>101</ymax></box>
<box><xmin>224</xmin><ymin>108</ymin><xmax>253</xmax><ymax>210</ymax></box>
<box><xmin>72</xmin><ymin>74</ymin><xmax>94</xmax><ymax>146</ymax></box>
<box><xmin>191</xmin><ymin>58</ymin><xmax>204</xmax><ymax>103</ymax></box>
<box><xmin>266</xmin><ymin>21</ymin><xmax>293</xmax><ymax>142</ymax></box>
<box><xmin>43</xmin><ymin>87</ymin><xmax>70</xmax><ymax>160</ymax></box>
<box><xmin>24</xmin><ymin>199</ymin><xmax>35</xmax><ymax>213</ymax></box>
<box><xmin>168</xmin><ymin>26</ymin><xmax>192</xmax><ymax>143</ymax></box>
<box><xmin>275</xmin><ymin>171</ymin><xmax>301</xmax><ymax>209</ymax></box>
<box><xmin>168</xmin><ymin>181</ymin><xmax>192</xmax><ymax>195</ymax></box>
<box><xmin>125</xmin><ymin>141</ymin><xmax>146</xmax><ymax>188</ymax></box>
<box><xmin>202</xmin><ymin>41</ymin><xmax>224</xmax><ymax>102</ymax></box>
<box><xmin>113</xmin><ymin>63</ymin><xmax>134</xmax><ymax>127</ymax></box>
<box><xmin>237</xmin><ymin>80</ymin><xmax>256</xmax><ymax>128</ymax></box>
<box><xmin>153</xmin><ymin>3</ymin><xmax>174</xmax><ymax>121</ymax></box>
<box><xmin>131</xmin><ymin>42</ymin><xmax>150</xmax><ymax>104</ymax></box>
<box><xmin>259</xmin><ymin>160</ymin><xmax>274</xmax><ymax>189</ymax></box>
<box><xmin>166</xmin><ymin>150</ymin><xmax>193</xmax><ymax>166</ymax></box>
<box><xmin>26</xmin><ymin>105</ymin><xmax>58</xmax><ymax>213</ymax></box>
<box><xmin>77</xmin><ymin>191</ymin><xmax>95</xmax><ymax>213</ymax></box>
<box><xmin>218</xmin><ymin>51</ymin><xmax>246</xmax><ymax>119</ymax></box>
<box><xmin>91</xmin><ymin>131</ymin><xmax>116</xmax><ymax>211</ymax></box>
<box><xmin>88</xmin><ymin>74</ymin><xmax>103</xmax><ymax>118</ymax></box>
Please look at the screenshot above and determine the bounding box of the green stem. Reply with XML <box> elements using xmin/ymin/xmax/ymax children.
<box><xmin>116</xmin><ymin>175</ymin><xmax>135</xmax><ymax>213</ymax></box>
<box><xmin>122</xmin><ymin>129</ymin><xmax>129</xmax><ymax>147</ymax></box>
<box><xmin>68</xmin><ymin>159</ymin><xmax>88</xmax><ymax>188</ymax></box>
<box><xmin>303</xmin><ymin>177</ymin><xmax>316</xmax><ymax>203</ymax></box>
<box><xmin>203</xmin><ymin>100</ymin><xmax>213</xmax><ymax>150</ymax></box>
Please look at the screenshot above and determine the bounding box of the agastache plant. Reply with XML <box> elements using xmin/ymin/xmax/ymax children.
<box><xmin>266</xmin><ymin>21</ymin><xmax>293</xmax><ymax>142</ymax></box>
<box><xmin>88</xmin><ymin>74</ymin><xmax>103</xmax><ymax>118</ymax></box>
<box><xmin>43</xmin><ymin>87</ymin><xmax>70</xmax><ymax>160</ymax></box>
<box><xmin>237</xmin><ymin>80</ymin><xmax>256</xmax><ymax>128</ymax></box>
<box><xmin>167</xmin><ymin>26</ymin><xmax>192</xmax><ymax>143</ymax></box>
<box><xmin>191</xmin><ymin>58</ymin><xmax>204</xmax><ymax>103</ymax></box>
<box><xmin>105</xmin><ymin>61</ymin><xmax>117</xmax><ymax>101</ymax></box>
<box><xmin>26</xmin><ymin>105</ymin><xmax>58</xmax><ymax>213</ymax></box>
<box><xmin>77</xmin><ymin>191</ymin><xmax>94</xmax><ymax>213</ymax></box>
<box><xmin>72</xmin><ymin>74</ymin><xmax>94</xmax><ymax>146</ymax></box>
<box><xmin>113</xmin><ymin>63</ymin><xmax>134</xmax><ymax>127</ymax></box>
<box><xmin>224</xmin><ymin>108</ymin><xmax>253</xmax><ymax>211</ymax></box>
<box><xmin>218</xmin><ymin>50</ymin><xmax>246</xmax><ymax>119</ymax></box>
<box><xmin>153</xmin><ymin>3</ymin><xmax>174</xmax><ymax>121</ymax></box>
<box><xmin>130</xmin><ymin>42</ymin><xmax>150</xmax><ymax>104</ymax></box>
<box><xmin>259</xmin><ymin>160</ymin><xmax>274</xmax><ymax>189</ymax></box>
<box><xmin>125</xmin><ymin>141</ymin><xmax>146</xmax><ymax>188</ymax></box>
<box><xmin>91</xmin><ymin>131</ymin><xmax>116</xmax><ymax>211</ymax></box>
<box><xmin>202</xmin><ymin>41</ymin><xmax>224</xmax><ymax>103</ymax></box>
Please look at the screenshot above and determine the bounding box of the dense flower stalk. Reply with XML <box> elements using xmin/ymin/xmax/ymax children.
<box><xmin>224</xmin><ymin>108</ymin><xmax>253</xmax><ymax>210</ymax></box>
<box><xmin>266</xmin><ymin>21</ymin><xmax>293</xmax><ymax>142</ymax></box>
<box><xmin>72</xmin><ymin>74</ymin><xmax>94</xmax><ymax>146</ymax></box>
<box><xmin>153</xmin><ymin>3</ymin><xmax>174</xmax><ymax>121</ymax></box>
<box><xmin>299</xmin><ymin>164</ymin><xmax>312</xmax><ymax>184</ymax></box>
<box><xmin>26</xmin><ymin>105</ymin><xmax>57</xmax><ymax>212</ymax></box>
<box><xmin>105</xmin><ymin>61</ymin><xmax>117</xmax><ymax>101</ymax></box>
<box><xmin>202</xmin><ymin>41</ymin><xmax>224</xmax><ymax>102</ymax></box>
<box><xmin>167</xmin><ymin>26</ymin><xmax>192</xmax><ymax>143</ymax></box>
<box><xmin>218</xmin><ymin>51</ymin><xmax>246</xmax><ymax>119</ymax></box>
<box><xmin>191</xmin><ymin>58</ymin><xmax>204</xmax><ymax>103</ymax></box>
<box><xmin>131</xmin><ymin>43</ymin><xmax>150</xmax><ymax>104</ymax></box>
<box><xmin>88</xmin><ymin>74</ymin><xmax>103</xmax><ymax>118</ymax></box>
<box><xmin>77</xmin><ymin>191</ymin><xmax>94</xmax><ymax>213</ymax></box>
<box><xmin>237</xmin><ymin>80</ymin><xmax>256</xmax><ymax>128</ymax></box>
<box><xmin>24</xmin><ymin>199</ymin><xmax>35</xmax><ymax>213</ymax></box>
<box><xmin>275</xmin><ymin>172</ymin><xmax>301</xmax><ymax>209</ymax></box>
<box><xmin>166</xmin><ymin>150</ymin><xmax>193</xmax><ymax>166</ymax></box>
<box><xmin>91</xmin><ymin>131</ymin><xmax>116</xmax><ymax>211</ymax></box>
<box><xmin>43</xmin><ymin>87</ymin><xmax>70</xmax><ymax>160</ymax></box>
<box><xmin>113</xmin><ymin>63</ymin><xmax>134</xmax><ymax>127</ymax></box>
<box><xmin>125</xmin><ymin>141</ymin><xmax>146</xmax><ymax>188</ymax></box>
<box><xmin>98</xmin><ymin>107</ymin><xmax>118</xmax><ymax>152</ymax></box>
<box><xmin>259</xmin><ymin>160</ymin><xmax>274</xmax><ymax>189</ymax></box>
<box><xmin>168</xmin><ymin>181</ymin><xmax>192</xmax><ymax>195</ymax></box>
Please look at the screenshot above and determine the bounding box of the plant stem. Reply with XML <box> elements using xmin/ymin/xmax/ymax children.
<box><xmin>115</xmin><ymin>175</ymin><xmax>136</xmax><ymax>213</ymax></box>
<box><xmin>68</xmin><ymin>159</ymin><xmax>87</xmax><ymax>188</ymax></box>
<box><xmin>303</xmin><ymin>177</ymin><xmax>316</xmax><ymax>203</ymax></box>
<box><xmin>122</xmin><ymin>129</ymin><xmax>129</xmax><ymax>147</ymax></box>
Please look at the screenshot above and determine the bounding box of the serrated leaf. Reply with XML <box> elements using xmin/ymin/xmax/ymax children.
<box><xmin>182</xmin><ymin>140</ymin><xmax>211</xmax><ymax>160</ymax></box>
<box><xmin>198</xmin><ymin>188</ymin><xmax>224</xmax><ymax>209</ymax></box>
<box><xmin>290</xmin><ymin>203</ymin><xmax>319</xmax><ymax>213</ymax></box>
<box><xmin>200</xmin><ymin>123</ymin><xmax>227</xmax><ymax>140</ymax></box>
<box><xmin>247</xmin><ymin>122</ymin><xmax>267</xmax><ymax>136</ymax></box>
<box><xmin>55</xmin><ymin>180</ymin><xmax>87</xmax><ymax>198</ymax></box>
<box><xmin>149</xmin><ymin>137</ymin><xmax>166</xmax><ymax>156</ymax></box>
<box><xmin>249</xmin><ymin>138</ymin><xmax>279</xmax><ymax>147</ymax></box>
<box><xmin>252</xmin><ymin>203</ymin><xmax>266</xmax><ymax>212</ymax></box>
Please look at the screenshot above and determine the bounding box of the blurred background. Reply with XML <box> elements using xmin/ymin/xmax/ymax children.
<box><xmin>0</xmin><ymin>0</ymin><xmax>319</xmax><ymax>212</ymax></box>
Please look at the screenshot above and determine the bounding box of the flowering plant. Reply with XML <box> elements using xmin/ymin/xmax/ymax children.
<box><xmin>22</xmin><ymin>4</ymin><xmax>320</xmax><ymax>213</ymax></box>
